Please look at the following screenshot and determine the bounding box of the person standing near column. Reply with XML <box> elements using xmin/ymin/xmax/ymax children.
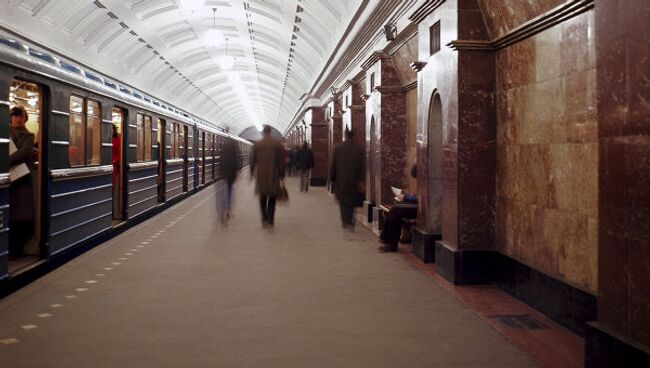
<box><xmin>250</xmin><ymin>125</ymin><xmax>285</xmax><ymax>228</ymax></box>
<box><xmin>330</xmin><ymin>129</ymin><xmax>365</xmax><ymax>230</ymax></box>
<box><xmin>295</xmin><ymin>142</ymin><xmax>314</xmax><ymax>192</ymax></box>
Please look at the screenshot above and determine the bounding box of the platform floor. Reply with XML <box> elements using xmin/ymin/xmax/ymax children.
<box><xmin>0</xmin><ymin>178</ymin><xmax>539</xmax><ymax>367</ymax></box>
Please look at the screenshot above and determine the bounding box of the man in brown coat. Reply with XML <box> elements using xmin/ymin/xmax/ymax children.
<box><xmin>330</xmin><ymin>129</ymin><xmax>365</xmax><ymax>229</ymax></box>
<box><xmin>250</xmin><ymin>125</ymin><xmax>285</xmax><ymax>227</ymax></box>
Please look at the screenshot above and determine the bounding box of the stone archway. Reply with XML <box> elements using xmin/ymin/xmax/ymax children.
<box><xmin>428</xmin><ymin>92</ymin><xmax>443</xmax><ymax>234</ymax></box>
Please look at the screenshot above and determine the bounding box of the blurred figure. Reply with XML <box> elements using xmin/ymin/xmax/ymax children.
<box><xmin>329</xmin><ymin>129</ymin><xmax>364</xmax><ymax>230</ymax></box>
<box><xmin>219</xmin><ymin>137</ymin><xmax>240</xmax><ymax>224</ymax></box>
<box><xmin>295</xmin><ymin>142</ymin><xmax>314</xmax><ymax>192</ymax></box>
<box><xmin>250</xmin><ymin>125</ymin><xmax>285</xmax><ymax>227</ymax></box>
<box><xmin>8</xmin><ymin>106</ymin><xmax>36</xmax><ymax>259</ymax></box>
<box><xmin>288</xmin><ymin>146</ymin><xmax>298</xmax><ymax>177</ymax></box>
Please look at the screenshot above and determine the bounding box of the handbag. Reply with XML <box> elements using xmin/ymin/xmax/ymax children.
<box><xmin>277</xmin><ymin>180</ymin><xmax>289</xmax><ymax>203</ymax></box>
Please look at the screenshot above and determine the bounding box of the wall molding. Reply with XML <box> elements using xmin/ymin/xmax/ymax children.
<box><xmin>446</xmin><ymin>0</ymin><xmax>594</xmax><ymax>52</ymax></box>
<box><xmin>374</xmin><ymin>85</ymin><xmax>403</xmax><ymax>94</ymax></box>
<box><xmin>408</xmin><ymin>0</ymin><xmax>446</xmax><ymax>24</ymax></box>
<box><xmin>402</xmin><ymin>80</ymin><xmax>418</xmax><ymax>92</ymax></box>
<box><xmin>361</xmin><ymin>51</ymin><xmax>390</xmax><ymax>71</ymax></box>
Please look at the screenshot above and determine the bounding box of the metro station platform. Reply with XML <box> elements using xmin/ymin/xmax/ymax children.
<box><xmin>0</xmin><ymin>178</ymin><xmax>581</xmax><ymax>367</ymax></box>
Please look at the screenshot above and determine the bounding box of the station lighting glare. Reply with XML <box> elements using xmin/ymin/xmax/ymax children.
<box><xmin>180</xmin><ymin>0</ymin><xmax>203</xmax><ymax>12</ymax></box>
<box><xmin>204</xmin><ymin>29</ymin><xmax>223</xmax><ymax>47</ymax></box>
<box><xmin>220</xmin><ymin>55</ymin><xmax>235</xmax><ymax>70</ymax></box>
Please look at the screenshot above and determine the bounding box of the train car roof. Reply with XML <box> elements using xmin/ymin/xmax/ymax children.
<box><xmin>0</xmin><ymin>30</ymin><xmax>250</xmax><ymax>144</ymax></box>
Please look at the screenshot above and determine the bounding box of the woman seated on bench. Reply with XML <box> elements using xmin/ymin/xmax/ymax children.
<box><xmin>378</xmin><ymin>166</ymin><xmax>418</xmax><ymax>253</ymax></box>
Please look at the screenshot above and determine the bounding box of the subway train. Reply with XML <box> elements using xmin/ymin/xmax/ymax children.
<box><xmin>0</xmin><ymin>30</ymin><xmax>251</xmax><ymax>290</ymax></box>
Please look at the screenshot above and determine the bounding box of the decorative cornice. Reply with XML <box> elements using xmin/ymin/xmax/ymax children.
<box><xmin>361</xmin><ymin>51</ymin><xmax>390</xmax><ymax>71</ymax></box>
<box><xmin>408</xmin><ymin>0</ymin><xmax>446</xmax><ymax>24</ymax></box>
<box><xmin>374</xmin><ymin>85</ymin><xmax>403</xmax><ymax>94</ymax></box>
<box><xmin>494</xmin><ymin>0</ymin><xmax>594</xmax><ymax>49</ymax></box>
<box><xmin>347</xmin><ymin>104</ymin><xmax>365</xmax><ymax>111</ymax></box>
<box><xmin>402</xmin><ymin>80</ymin><xmax>418</xmax><ymax>92</ymax></box>
<box><xmin>447</xmin><ymin>40</ymin><xmax>494</xmax><ymax>51</ymax></box>
<box><xmin>410</xmin><ymin>61</ymin><xmax>427</xmax><ymax>72</ymax></box>
<box><xmin>445</xmin><ymin>0</ymin><xmax>594</xmax><ymax>53</ymax></box>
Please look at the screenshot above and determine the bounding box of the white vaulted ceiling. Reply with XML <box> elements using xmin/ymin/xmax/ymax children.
<box><xmin>0</xmin><ymin>0</ymin><xmax>363</xmax><ymax>133</ymax></box>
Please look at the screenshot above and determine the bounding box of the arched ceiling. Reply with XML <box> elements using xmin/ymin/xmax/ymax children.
<box><xmin>0</xmin><ymin>0</ymin><xmax>364</xmax><ymax>134</ymax></box>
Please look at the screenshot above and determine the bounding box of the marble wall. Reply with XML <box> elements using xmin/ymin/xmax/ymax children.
<box><xmin>494</xmin><ymin>11</ymin><xmax>598</xmax><ymax>292</ymax></box>
<box><xmin>477</xmin><ymin>0</ymin><xmax>567</xmax><ymax>39</ymax></box>
<box><xmin>596</xmin><ymin>0</ymin><xmax>650</xmax><ymax>348</ymax></box>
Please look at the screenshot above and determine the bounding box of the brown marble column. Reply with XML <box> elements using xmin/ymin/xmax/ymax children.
<box><xmin>307</xmin><ymin>107</ymin><xmax>328</xmax><ymax>186</ymax></box>
<box><xmin>586</xmin><ymin>0</ymin><xmax>650</xmax><ymax>365</ymax></box>
<box><xmin>410</xmin><ymin>0</ymin><xmax>496</xmax><ymax>283</ymax></box>
<box><xmin>363</xmin><ymin>52</ymin><xmax>408</xmax><ymax>207</ymax></box>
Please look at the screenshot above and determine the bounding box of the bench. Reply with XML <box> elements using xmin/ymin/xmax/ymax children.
<box><xmin>400</xmin><ymin>218</ymin><xmax>417</xmax><ymax>244</ymax></box>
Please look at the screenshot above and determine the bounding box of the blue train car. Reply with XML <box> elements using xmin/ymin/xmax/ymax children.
<box><xmin>0</xmin><ymin>30</ymin><xmax>251</xmax><ymax>290</ymax></box>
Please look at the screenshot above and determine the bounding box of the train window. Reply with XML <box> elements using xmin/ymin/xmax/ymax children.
<box><xmin>86</xmin><ymin>100</ymin><xmax>101</xmax><ymax>165</ymax></box>
<box><xmin>119</xmin><ymin>86</ymin><xmax>131</xmax><ymax>95</ymax></box>
<box><xmin>0</xmin><ymin>37</ymin><xmax>22</xmax><ymax>50</ymax></box>
<box><xmin>9</xmin><ymin>80</ymin><xmax>41</xmax><ymax>139</ymax></box>
<box><xmin>136</xmin><ymin>113</ymin><xmax>152</xmax><ymax>162</ymax></box>
<box><xmin>104</xmin><ymin>80</ymin><xmax>117</xmax><ymax>89</ymax></box>
<box><xmin>85</xmin><ymin>71</ymin><xmax>103</xmax><ymax>84</ymax></box>
<box><xmin>144</xmin><ymin>115</ymin><xmax>152</xmax><ymax>161</ymax></box>
<box><xmin>133</xmin><ymin>92</ymin><xmax>143</xmax><ymax>99</ymax></box>
<box><xmin>68</xmin><ymin>96</ymin><xmax>101</xmax><ymax>166</ymax></box>
<box><xmin>29</xmin><ymin>49</ymin><xmax>55</xmax><ymax>64</ymax></box>
<box><xmin>69</xmin><ymin>96</ymin><xmax>84</xmax><ymax>166</ymax></box>
<box><xmin>60</xmin><ymin>61</ymin><xmax>82</xmax><ymax>75</ymax></box>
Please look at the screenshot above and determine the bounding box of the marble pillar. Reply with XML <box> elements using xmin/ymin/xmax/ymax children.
<box><xmin>363</xmin><ymin>53</ymin><xmax>408</xmax><ymax>206</ymax></box>
<box><xmin>307</xmin><ymin>107</ymin><xmax>328</xmax><ymax>186</ymax></box>
<box><xmin>586</xmin><ymin>0</ymin><xmax>650</xmax><ymax>365</ymax></box>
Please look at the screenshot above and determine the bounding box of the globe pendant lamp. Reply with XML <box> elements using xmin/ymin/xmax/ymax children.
<box><xmin>220</xmin><ymin>38</ymin><xmax>235</xmax><ymax>70</ymax></box>
<box><xmin>204</xmin><ymin>8</ymin><xmax>223</xmax><ymax>47</ymax></box>
<box><xmin>180</xmin><ymin>0</ymin><xmax>203</xmax><ymax>12</ymax></box>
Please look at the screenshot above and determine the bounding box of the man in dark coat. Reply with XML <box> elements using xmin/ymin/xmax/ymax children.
<box><xmin>9</xmin><ymin>106</ymin><xmax>36</xmax><ymax>258</ymax></box>
<box><xmin>295</xmin><ymin>142</ymin><xmax>314</xmax><ymax>192</ymax></box>
<box><xmin>221</xmin><ymin>137</ymin><xmax>240</xmax><ymax>219</ymax></box>
<box><xmin>329</xmin><ymin>129</ymin><xmax>365</xmax><ymax>229</ymax></box>
<box><xmin>250</xmin><ymin>125</ymin><xmax>285</xmax><ymax>227</ymax></box>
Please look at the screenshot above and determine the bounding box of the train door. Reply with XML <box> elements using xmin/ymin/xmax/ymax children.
<box><xmin>111</xmin><ymin>107</ymin><xmax>125</xmax><ymax>225</ymax></box>
<box><xmin>182</xmin><ymin>125</ymin><xmax>188</xmax><ymax>192</ymax></box>
<box><xmin>7</xmin><ymin>79</ymin><xmax>46</xmax><ymax>272</ymax></box>
<box><xmin>157</xmin><ymin>118</ymin><xmax>165</xmax><ymax>202</ymax></box>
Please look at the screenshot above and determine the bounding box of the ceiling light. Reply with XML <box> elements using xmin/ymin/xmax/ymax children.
<box><xmin>227</xmin><ymin>71</ymin><xmax>241</xmax><ymax>84</ymax></box>
<box><xmin>204</xmin><ymin>29</ymin><xmax>223</xmax><ymax>47</ymax></box>
<box><xmin>219</xmin><ymin>38</ymin><xmax>235</xmax><ymax>70</ymax></box>
<box><xmin>180</xmin><ymin>0</ymin><xmax>203</xmax><ymax>12</ymax></box>
<box><xmin>220</xmin><ymin>55</ymin><xmax>235</xmax><ymax>70</ymax></box>
<box><xmin>204</xmin><ymin>8</ymin><xmax>223</xmax><ymax>47</ymax></box>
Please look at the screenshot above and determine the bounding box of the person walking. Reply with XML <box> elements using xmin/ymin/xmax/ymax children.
<box><xmin>8</xmin><ymin>106</ymin><xmax>36</xmax><ymax>259</ymax></box>
<box><xmin>250</xmin><ymin>125</ymin><xmax>285</xmax><ymax>227</ymax></box>
<box><xmin>295</xmin><ymin>142</ymin><xmax>314</xmax><ymax>192</ymax></box>
<box><xmin>329</xmin><ymin>129</ymin><xmax>364</xmax><ymax>230</ymax></box>
<box><xmin>220</xmin><ymin>137</ymin><xmax>240</xmax><ymax>223</ymax></box>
